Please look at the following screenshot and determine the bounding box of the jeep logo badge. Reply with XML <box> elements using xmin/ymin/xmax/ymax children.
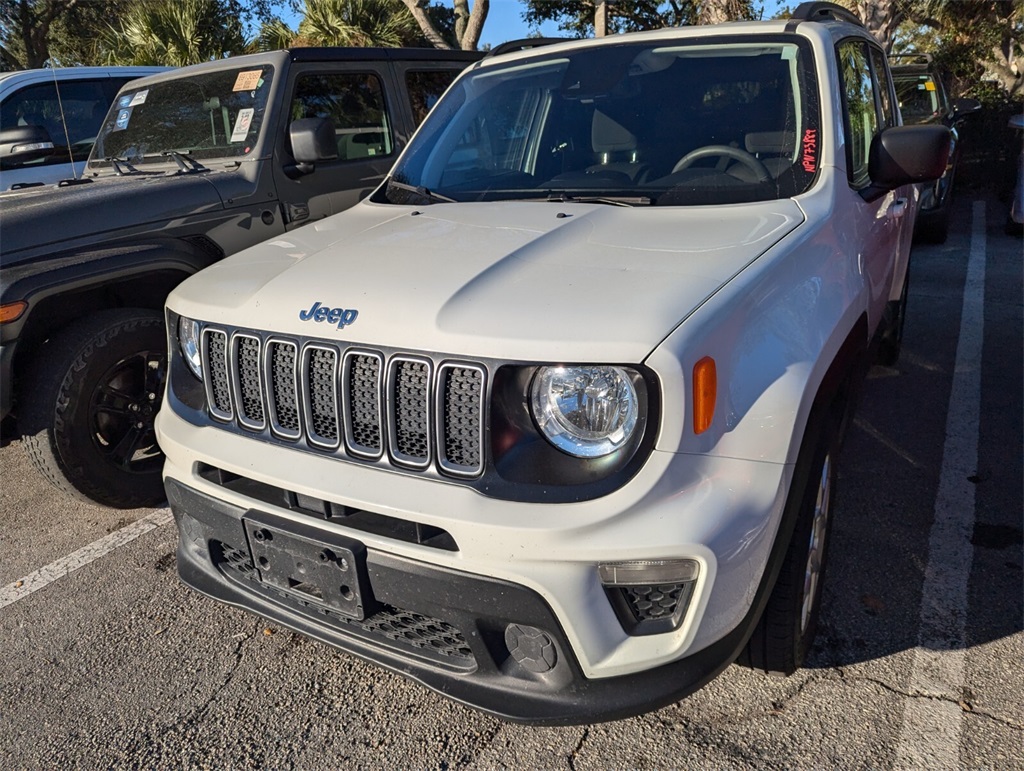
<box><xmin>298</xmin><ymin>302</ymin><xmax>359</xmax><ymax>330</ymax></box>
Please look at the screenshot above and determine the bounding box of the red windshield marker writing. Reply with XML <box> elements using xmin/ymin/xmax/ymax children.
<box><xmin>802</xmin><ymin>129</ymin><xmax>818</xmax><ymax>173</ymax></box>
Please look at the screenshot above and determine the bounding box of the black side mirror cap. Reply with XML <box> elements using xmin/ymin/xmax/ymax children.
<box><xmin>287</xmin><ymin>117</ymin><xmax>338</xmax><ymax>177</ymax></box>
<box><xmin>0</xmin><ymin>125</ymin><xmax>55</xmax><ymax>169</ymax></box>
<box><xmin>951</xmin><ymin>97</ymin><xmax>982</xmax><ymax>120</ymax></box>
<box><xmin>864</xmin><ymin>124</ymin><xmax>951</xmax><ymax>200</ymax></box>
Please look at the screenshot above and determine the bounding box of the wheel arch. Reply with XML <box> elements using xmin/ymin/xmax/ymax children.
<box><xmin>3</xmin><ymin>239</ymin><xmax>220</xmax><ymax>416</ymax></box>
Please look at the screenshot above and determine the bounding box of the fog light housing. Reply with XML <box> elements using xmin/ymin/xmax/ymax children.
<box><xmin>599</xmin><ymin>559</ymin><xmax>699</xmax><ymax>636</ymax></box>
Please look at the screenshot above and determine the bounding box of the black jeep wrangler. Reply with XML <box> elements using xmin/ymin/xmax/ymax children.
<box><xmin>0</xmin><ymin>46</ymin><xmax>480</xmax><ymax>507</ymax></box>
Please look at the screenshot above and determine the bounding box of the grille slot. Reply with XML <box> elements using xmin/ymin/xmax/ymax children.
<box><xmin>437</xmin><ymin>364</ymin><xmax>484</xmax><ymax>476</ymax></box>
<box><xmin>304</xmin><ymin>346</ymin><xmax>340</xmax><ymax>448</ymax></box>
<box><xmin>234</xmin><ymin>334</ymin><xmax>265</xmax><ymax>430</ymax></box>
<box><xmin>389</xmin><ymin>358</ymin><xmax>432</xmax><ymax>468</ymax></box>
<box><xmin>199</xmin><ymin>327</ymin><xmax>485</xmax><ymax>479</ymax></box>
<box><xmin>343</xmin><ymin>351</ymin><xmax>383</xmax><ymax>457</ymax></box>
<box><xmin>204</xmin><ymin>329</ymin><xmax>232</xmax><ymax>420</ymax></box>
<box><xmin>268</xmin><ymin>340</ymin><xmax>300</xmax><ymax>438</ymax></box>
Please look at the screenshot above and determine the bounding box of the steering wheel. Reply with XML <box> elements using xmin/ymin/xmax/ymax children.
<box><xmin>671</xmin><ymin>145</ymin><xmax>771</xmax><ymax>182</ymax></box>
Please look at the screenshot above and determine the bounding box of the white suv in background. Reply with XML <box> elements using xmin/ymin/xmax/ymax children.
<box><xmin>156</xmin><ymin>3</ymin><xmax>949</xmax><ymax>723</ymax></box>
<box><xmin>0</xmin><ymin>66</ymin><xmax>165</xmax><ymax>190</ymax></box>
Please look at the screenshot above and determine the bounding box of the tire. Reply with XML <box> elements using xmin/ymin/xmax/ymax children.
<box><xmin>741</xmin><ymin>411</ymin><xmax>841</xmax><ymax>675</ymax></box>
<box><xmin>21</xmin><ymin>309</ymin><xmax>168</xmax><ymax>508</ymax></box>
<box><xmin>877</xmin><ymin>267</ymin><xmax>909</xmax><ymax>367</ymax></box>
<box><xmin>915</xmin><ymin>204</ymin><xmax>949</xmax><ymax>244</ymax></box>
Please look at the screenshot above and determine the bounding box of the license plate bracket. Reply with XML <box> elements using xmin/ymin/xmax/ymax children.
<box><xmin>244</xmin><ymin>511</ymin><xmax>373</xmax><ymax>621</ymax></box>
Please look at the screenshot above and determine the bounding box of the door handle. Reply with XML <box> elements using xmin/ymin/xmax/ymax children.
<box><xmin>888</xmin><ymin>198</ymin><xmax>907</xmax><ymax>219</ymax></box>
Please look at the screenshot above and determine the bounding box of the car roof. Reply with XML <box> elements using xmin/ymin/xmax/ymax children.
<box><xmin>0</xmin><ymin>66</ymin><xmax>167</xmax><ymax>86</ymax></box>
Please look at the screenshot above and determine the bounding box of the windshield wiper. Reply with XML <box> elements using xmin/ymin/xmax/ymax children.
<box><xmin>106</xmin><ymin>156</ymin><xmax>143</xmax><ymax>176</ymax></box>
<box><xmin>545</xmin><ymin>192</ymin><xmax>652</xmax><ymax>207</ymax></box>
<box><xmin>386</xmin><ymin>179</ymin><xmax>456</xmax><ymax>204</ymax></box>
<box><xmin>163</xmin><ymin>151</ymin><xmax>208</xmax><ymax>174</ymax></box>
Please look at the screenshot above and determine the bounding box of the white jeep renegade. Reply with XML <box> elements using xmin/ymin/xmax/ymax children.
<box><xmin>156</xmin><ymin>2</ymin><xmax>949</xmax><ymax>723</ymax></box>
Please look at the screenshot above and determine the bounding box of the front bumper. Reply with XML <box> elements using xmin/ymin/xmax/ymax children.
<box><xmin>170</xmin><ymin>478</ymin><xmax>763</xmax><ymax>724</ymax></box>
<box><xmin>157</xmin><ymin>407</ymin><xmax>794</xmax><ymax>722</ymax></box>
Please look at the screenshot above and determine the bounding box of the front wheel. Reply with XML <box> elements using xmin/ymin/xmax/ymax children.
<box><xmin>741</xmin><ymin>412</ymin><xmax>841</xmax><ymax>675</ymax></box>
<box><xmin>21</xmin><ymin>309</ymin><xmax>168</xmax><ymax>508</ymax></box>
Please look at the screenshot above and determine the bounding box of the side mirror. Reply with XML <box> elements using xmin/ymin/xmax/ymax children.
<box><xmin>0</xmin><ymin>125</ymin><xmax>55</xmax><ymax>169</ymax></box>
<box><xmin>951</xmin><ymin>97</ymin><xmax>982</xmax><ymax>120</ymax></box>
<box><xmin>287</xmin><ymin>117</ymin><xmax>338</xmax><ymax>176</ymax></box>
<box><xmin>866</xmin><ymin>124</ymin><xmax>950</xmax><ymax>197</ymax></box>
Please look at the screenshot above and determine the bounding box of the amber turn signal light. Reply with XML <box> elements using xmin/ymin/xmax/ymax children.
<box><xmin>0</xmin><ymin>301</ymin><xmax>27</xmax><ymax>324</ymax></box>
<box><xmin>692</xmin><ymin>356</ymin><xmax>717</xmax><ymax>434</ymax></box>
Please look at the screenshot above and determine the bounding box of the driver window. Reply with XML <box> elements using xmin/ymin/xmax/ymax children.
<box><xmin>291</xmin><ymin>73</ymin><xmax>393</xmax><ymax>162</ymax></box>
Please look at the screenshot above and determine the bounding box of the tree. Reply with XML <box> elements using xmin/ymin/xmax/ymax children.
<box><xmin>521</xmin><ymin>0</ymin><xmax>755</xmax><ymax>39</ymax></box>
<box><xmin>298</xmin><ymin>0</ymin><xmax>419</xmax><ymax>46</ymax></box>
<box><xmin>96</xmin><ymin>0</ymin><xmax>246</xmax><ymax>66</ymax></box>
<box><xmin>400</xmin><ymin>0</ymin><xmax>487</xmax><ymax>50</ymax></box>
<box><xmin>1</xmin><ymin>0</ymin><xmax>83</xmax><ymax>68</ymax></box>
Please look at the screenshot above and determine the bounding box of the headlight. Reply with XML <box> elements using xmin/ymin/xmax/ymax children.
<box><xmin>530</xmin><ymin>366</ymin><xmax>639</xmax><ymax>458</ymax></box>
<box><xmin>177</xmin><ymin>316</ymin><xmax>203</xmax><ymax>381</ymax></box>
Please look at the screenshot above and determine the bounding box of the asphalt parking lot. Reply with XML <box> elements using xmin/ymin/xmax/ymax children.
<box><xmin>1</xmin><ymin>194</ymin><xmax>1021</xmax><ymax>768</ymax></box>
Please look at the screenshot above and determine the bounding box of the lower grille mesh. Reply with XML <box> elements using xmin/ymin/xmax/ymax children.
<box><xmin>213</xmin><ymin>539</ymin><xmax>473</xmax><ymax>665</ymax></box>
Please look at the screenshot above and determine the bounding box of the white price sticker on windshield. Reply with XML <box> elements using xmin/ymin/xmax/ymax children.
<box><xmin>230</xmin><ymin>108</ymin><xmax>255</xmax><ymax>142</ymax></box>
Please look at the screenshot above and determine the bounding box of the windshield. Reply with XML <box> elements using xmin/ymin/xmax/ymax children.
<box><xmin>89</xmin><ymin>64</ymin><xmax>274</xmax><ymax>168</ymax></box>
<box><xmin>386</xmin><ymin>38</ymin><xmax>819</xmax><ymax>207</ymax></box>
<box><xmin>894</xmin><ymin>74</ymin><xmax>942</xmax><ymax>124</ymax></box>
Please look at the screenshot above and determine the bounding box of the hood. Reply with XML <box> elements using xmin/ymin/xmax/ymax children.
<box><xmin>0</xmin><ymin>172</ymin><xmax>226</xmax><ymax>262</ymax></box>
<box><xmin>171</xmin><ymin>200</ymin><xmax>804</xmax><ymax>363</ymax></box>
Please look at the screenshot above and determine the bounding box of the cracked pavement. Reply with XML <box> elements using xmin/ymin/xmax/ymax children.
<box><xmin>0</xmin><ymin>195</ymin><xmax>1020</xmax><ymax>768</ymax></box>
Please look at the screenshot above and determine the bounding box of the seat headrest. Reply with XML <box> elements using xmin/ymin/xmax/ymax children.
<box><xmin>592</xmin><ymin>110</ymin><xmax>636</xmax><ymax>153</ymax></box>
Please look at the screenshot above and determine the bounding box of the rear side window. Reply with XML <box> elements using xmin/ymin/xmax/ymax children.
<box><xmin>406</xmin><ymin>69</ymin><xmax>461</xmax><ymax>125</ymax></box>
<box><xmin>838</xmin><ymin>40</ymin><xmax>881</xmax><ymax>188</ymax></box>
<box><xmin>291</xmin><ymin>73</ymin><xmax>393</xmax><ymax>162</ymax></box>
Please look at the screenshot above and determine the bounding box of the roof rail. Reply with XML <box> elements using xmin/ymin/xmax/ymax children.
<box><xmin>789</xmin><ymin>2</ymin><xmax>863</xmax><ymax>26</ymax></box>
<box><xmin>487</xmin><ymin>38</ymin><xmax>575</xmax><ymax>57</ymax></box>
<box><xmin>888</xmin><ymin>52</ymin><xmax>934</xmax><ymax>65</ymax></box>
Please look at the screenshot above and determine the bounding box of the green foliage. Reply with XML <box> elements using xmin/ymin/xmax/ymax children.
<box><xmin>250</xmin><ymin>0</ymin><xmax>455</xmax><ymax>51</ymax></box>
<box><xmin>297</xmin><ymin>0</ymin><xmax>419</xmax><ymax>47</ymax></box>
<box><xmin>523</xmin><ymin>0</ymin><xmax>694</xmax><ymax>37</ymax></box>
<box><xmin>96</xmin><ymin>0</ymin><xmax>246</xmax><ymax>66</ymax></box>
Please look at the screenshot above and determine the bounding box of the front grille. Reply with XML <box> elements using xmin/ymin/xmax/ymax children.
<box><xmin>201</xmin><ymin>327</ymin><xmax>485</xmax><ymax>478</ymax></box>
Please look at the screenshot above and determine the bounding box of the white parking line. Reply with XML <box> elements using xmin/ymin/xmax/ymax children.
<box><xmin>895</xmin><ymin>201</ymin><xmax>986</xmax><ymax>767</ymax></box>
<box><xmin>0</xmin><ymin>509</ymin><xmax>173</xmax><ymax>610</ymax></box>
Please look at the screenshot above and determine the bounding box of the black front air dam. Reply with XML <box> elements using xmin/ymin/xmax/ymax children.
<box><xmin>166</xmin><ymin>478</ymin><xmax>755</xmax><ymax>725</ymax></box>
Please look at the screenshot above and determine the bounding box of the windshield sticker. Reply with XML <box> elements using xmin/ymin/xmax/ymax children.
<box><xmin>114</xmin><ymin>107</ymin><xmax>133</xmax><ymax>131</ymax></box>
<box><xmin>924</xmin><ymin>80</ymin><xmax>937</xmax><ymax>91</ymax></box>
<box><xmin>117</xmin><ymin>94</ymin><xmax>133</xmax><ymax>109</ymax></box>
<box><xmin>230</xmin><ymin>108</ymin><xmax>255</xmax><ymax>142</ymax></box>
<box><xmin>128</xmin><ymin>89</ymin><xmax>149</xmax><ymax>107</ymax></box>
<box><xmin>801</xmin><ymin>129</ymin><xmax>818</xmax><ymax>173</ymax></box>
<box><xmin>233</xmin><ymin>70</ymin><xmax>263</xmax><ymax>92</ymax></box>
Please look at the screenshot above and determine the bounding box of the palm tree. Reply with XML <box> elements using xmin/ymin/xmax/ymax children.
<box><xmin>298</xmin><ymin>0</ymin><xmax>421</xmax><ymax>48</ymax></box>
<box><xmin>98</xmin><ymin>0</ymin><xmax>245</xmax><ymax>66</ymax></box>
